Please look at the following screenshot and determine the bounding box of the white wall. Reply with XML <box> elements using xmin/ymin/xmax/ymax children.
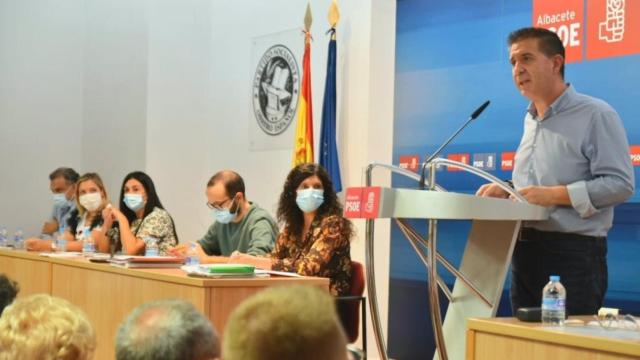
<box><xmin>0</xmin><ymin>0</ymin><xmax>395</xmax><ymax>357</ymax></box>
<box><xmin>0</xmin><ymin>0</ymin><xmax>84</xmax><ymax>235</ymax></box>
<box><xmin>81</xmin><ymin>0</ymin><xmax>148</xmax><ymax>196</ymax></box>
<box><xmin>145</xmin><ymin>0</ymin><xmax>214</xmax><ymax>240</ymax></box>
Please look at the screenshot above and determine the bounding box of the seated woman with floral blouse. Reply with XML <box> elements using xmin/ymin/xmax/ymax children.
<box><xmin>99</xmin><ymin>171</ymin><xmax>178</xmax><ymax>255</ymax></box>
<box><xmin>230</xmin><ymin>163</ymin><xmax>353</xmax><ymax>296</ymax></box>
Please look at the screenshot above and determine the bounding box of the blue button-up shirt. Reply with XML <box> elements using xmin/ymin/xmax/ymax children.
<box><xmin>51</xmin><ymin>201</ymin><xmax>76</xmax><ymax>231</ymax></box>
<box><xmin>513</xmin><ymin>85</ymin><xmax>634</xmax><ymax>236</ymax></box>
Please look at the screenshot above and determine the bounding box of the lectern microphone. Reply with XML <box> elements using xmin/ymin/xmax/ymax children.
<box><xmin>418</xmin><ymin>100</ymin><xmax>490</xmax><ymax>190</ymax></box>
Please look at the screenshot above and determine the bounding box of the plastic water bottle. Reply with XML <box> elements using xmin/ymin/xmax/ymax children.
<box><xmin>0</xmin><ymin>227</ymin><xmax>8</xmax><ymax>247</ymax></box>
<box><xmin>186</xmin><ymin>242</ymin><xmax>200</xmax><ymax>266</ymax></box>
<box><xmin>145</xmin><ymin>237</ymin><xmax>159</xmax><ymax>257</ymax></box>
<box><xmin>542</xmin><ymin>275</ymin><xmax>566</xmax><ymax>325</ymax></box>
<box><xmin>13</xmin><ymin>230</ymin><xmax>24</xmax><ymax>250</ymax></box>
<box><xmin>56</xmin><ymin>228</ymin><xmax>68</xmax><ymax>252</ymax></box>
<box><xmin>82</xmin><ymin>229</ymin><xmax>95</xmax><ymax>256</ymax></box>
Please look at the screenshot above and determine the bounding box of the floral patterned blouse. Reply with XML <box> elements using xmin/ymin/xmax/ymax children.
<box><xmin>270</xmin><ymin>214</ymin><xmax>352</xmax><ymax>296</ymax></box>
<box><xmin>111</xmin><ymin>207</ymin><xmax>178</xmax><ymax>255</ymax></box>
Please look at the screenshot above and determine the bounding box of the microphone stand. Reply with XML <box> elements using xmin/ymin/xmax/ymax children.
<box><xmin>418</xmin><ymin>100</ymin><xmax>490</xmax><ymax>190</ymax></box>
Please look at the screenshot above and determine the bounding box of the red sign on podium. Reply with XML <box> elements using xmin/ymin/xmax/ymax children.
<box><xmin>343</xmin><ymin>187</ymin><xmax>381</xmax><ymax>219</ymax></box>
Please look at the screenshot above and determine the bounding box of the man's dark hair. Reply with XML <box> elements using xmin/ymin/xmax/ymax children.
<box><xmin>116</xmin><ymin>299</ymin><xmax>220</xmax><ymax>360</ymax></box>
<box><xmin>207</xmin><ymin>170</ymin><xmax>246</xmax><ymax>197</ymax></box>
<box><xmin>49</xmin><ymin>167</ymin><xmax>80</xmax><ymax>185</ymax></box>
<box><xmin>0</xmin><ymin>274</ymin><xmax>19</xmax><ymax>316</ymax></box>
<box><xmin>508</xmin><ymin>27</ymin><xmax>565</xmax><ymax>78</ymax></box>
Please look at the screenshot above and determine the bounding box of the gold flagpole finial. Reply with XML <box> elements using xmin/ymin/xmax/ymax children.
<box><xmin>304</xmin><ymin>3</ymin><xmax>313</xmax><ymax>32</ymax></box>
<box><xmin>328</xmin><ymin>0</ymin><xmax>340</xmax><ymax>29</ymax></box>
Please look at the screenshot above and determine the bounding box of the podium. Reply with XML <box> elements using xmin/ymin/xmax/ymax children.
<box><xmin>344</xmin><ymin>159</ymin><xmax>549</xmax><ymax>360</ymax></box>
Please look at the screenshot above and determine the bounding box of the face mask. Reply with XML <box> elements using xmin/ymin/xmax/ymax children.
<box><xmin>79</xmin><ymin>193</ymin><xmax>103</xmax><ymax>212</ymax></box>
<box><xmin>212</xmin><ymin>198</ymin><xmax>238</xmax><ymax>224</ymax></box>
<box><xmin>296</xmin><ymin>189</ymin><xmax>324</xmax><ymax>213</ymax></box>
<box><xmin>124</xmin><ymin>193</ymin><xmax>145</xmax><ymax>212</ymax></box>
<box><xmin>53</xmin><ymin>193</ymin><xmax>69</xmax><ymax>207</ymax></box>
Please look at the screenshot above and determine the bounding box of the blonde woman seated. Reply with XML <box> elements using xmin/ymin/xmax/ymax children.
<box><xmin>26</xmin><ymin>172</ymin><xmax>112</xmax><ymax>252</ymax></box>
<box><xmin>99</xmin><ymin>171</ymin><xmax>178</xmax><ymax>255</ymax></box>
<box><xmin>230</xmin><ymin>163</ymin><xmax>353</xmax><ymax>296</ymax></box>
<box><xmin>0</xmin><ymin>294</ymin><xmax>96</xmax><ymax>360</ymax></box>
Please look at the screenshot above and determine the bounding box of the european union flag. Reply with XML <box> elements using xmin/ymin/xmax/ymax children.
<box><xmin>319</xmin><ymin>33</ymin><xmax>342</xmax><ymax>192</ymax></box>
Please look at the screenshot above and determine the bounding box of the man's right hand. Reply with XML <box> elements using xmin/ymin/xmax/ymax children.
<box><xmin>168</xmin><ymin>243</ymin><xmax>188</xmax><ymax>256</ymax></box>
<box><xmin>476</xmin><ymin>183</ymin><xmax>509</xmax><ymax>198</ymax></box>
<box><xmin>42</xmin><ymin>221</ymin><xmax>58</xmax><ymax>235</ymax></box>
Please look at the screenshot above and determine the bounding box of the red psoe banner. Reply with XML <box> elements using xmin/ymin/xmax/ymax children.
<box><xmin>501</xmin><ymin>152</ymin><xmax>516</xmax><ymax>171</ymax></box>
<box><xmin>586</xmin><ymin>0</ymin><xmax>640</xmax><ymax>60</ymax></box>
<box><xmin>399</xmin><ymin>155</ymin><xmax>421</xmax><ymax>173</ymax></box>
<box><xmin>446</xmin><ymin>153</ymin><xmax>470</xmax><ymax>172</ymax></box>
<box><xmin>532</xmin><ymin>0</ymin><xmax>584</xmax><ymax>63</ymax></box>
<box><xmin>630</xmin><ymin>145</ymin><xmax>640</xmax><ymax>166</ymax></box>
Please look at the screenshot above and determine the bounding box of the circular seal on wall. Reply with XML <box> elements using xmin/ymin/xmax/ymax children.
<box><xmin>252</xmin><ymin>45</ymin><xmax>300</xmax><ymax>136</ymax></box>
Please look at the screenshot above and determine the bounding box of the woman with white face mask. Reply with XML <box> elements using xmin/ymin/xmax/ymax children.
<box><xmin>69</xmin><ymin>173</ymin><xmax>114</xmax><ymax>250</ymax></box>
<box><xmin>230</xmin><ymin>163</ymin><xmax>353</xmax><ymax>296</ymax></box>
<box><xmin>27</xmin><ymin>173</ymin><xmax>113</xmax><ymax>252</ymax></box>
<box><xmin>98</xmin><ymin>171</ymin><xmax>178</xmax><ymax>255</ymax></box>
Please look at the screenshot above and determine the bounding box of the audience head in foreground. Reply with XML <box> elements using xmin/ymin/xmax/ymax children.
<box><xmin>0</xmin><ymin>274</ymin><xmax>19</xmax><ymax>316</ymax></box>
<box><xmin>0</xmin><ymin>294</ymin><xmax>96</xmax><ymax>360</ymax></box>
<box><xmin>223</xmin><ymin>285</ymin><xmax>349</xmax><ymax>360</ymax></box>
<box><xmin>116</xmin><ymin>299</ymin><xmax>220</xmax><ymax>360</ymax></box>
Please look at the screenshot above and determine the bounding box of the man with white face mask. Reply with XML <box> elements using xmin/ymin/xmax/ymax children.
<box><xmin>42</xmin><ymin>167</ymin><xmax>79</xmax><ymax>235</ymax></box>
<box><xmin>170</xmin><ymin>170</ymin><xmax>276</xmax><ymax>263</ymax></box>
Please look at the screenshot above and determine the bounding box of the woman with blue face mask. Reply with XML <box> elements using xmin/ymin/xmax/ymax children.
<box><xmin>98</xmin><ymin>171</ymin><xmax>178</xmax><ymax>255</ymax></box>
<box><xmin>230</xmin><ymin>163</ymin><xmax>353</xmax><ymax>296</ymax></box>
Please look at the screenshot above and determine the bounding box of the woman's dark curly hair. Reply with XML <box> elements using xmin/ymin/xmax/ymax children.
<box><xmin>277</xmin><ymin>163</ymin><xmax>353</xmax><ymax>240</ymax></box>
<box><xmin>119</xmin><ymin>171</ymin><xmax>178</xmax><ymax>241</ymax></box>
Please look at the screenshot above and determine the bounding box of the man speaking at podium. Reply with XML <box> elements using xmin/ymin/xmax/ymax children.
<box><xmin>477</xmin><ymin>27</ymin><xmax>634</xmax><ymax>315</ymax></box>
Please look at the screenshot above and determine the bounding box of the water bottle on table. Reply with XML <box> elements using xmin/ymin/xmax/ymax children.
<box><xmin>145</xmin><ymin>237</ymin><xmax>159</xmax><ymax>257</ymax></box>
<box><xmin>13</xmin><ymin>230</ymin><xmax>24</xmax><ymax>250</ymax></box>
<box><xmin>186</xmin><ymin>241</ymin><xmax>200</xmax><ymax>266</ymax></box>
<box><xmin>0</xmin><ymin>227</ymin><xmax>8</xmax><ymax>247</ymax></box>
<box><xmin>542</xmin><ymin>275</ymin><xmax>566</xmax><ymax>325</ymax></box>
<box><xmin>56</xmin><ymin>226</ymin><xmax>68</xmax><ymax>252</ymax></box>
<box><xmin>82</xmin><ymin>229</ymin><xmax>95</xmax><ymax>256</ymax></box>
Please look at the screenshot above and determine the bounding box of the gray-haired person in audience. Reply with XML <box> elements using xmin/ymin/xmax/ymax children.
<box><xmin>223</xmin><ymin>285</ymin><xmax>350</xmax><ymax>360</ymax></box>
<box><xmin>0</xmin><ymin>274</ymin><xmax>19</xmax><ymax>316</ymax></box>
<box><xmin>116</xmin><ymin>299</ymin><xmax>220</xmax><ymax>360</ymax></box>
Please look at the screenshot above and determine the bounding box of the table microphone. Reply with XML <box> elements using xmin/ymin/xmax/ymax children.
<box><xmin>418</xmin><ymin>100</ymin><xmax>490</xmax><ymax>190</ymax></box>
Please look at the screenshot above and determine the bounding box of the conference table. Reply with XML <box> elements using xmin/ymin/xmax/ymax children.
<box><xmin>466</xmin><ymin>316</ymin><xmax>640</xmax><ymax>359</ymax></box>
<box><xmin>0</xmin><ymin>249</ymin><xmax>329</xmax><ymax>360</ymax></box>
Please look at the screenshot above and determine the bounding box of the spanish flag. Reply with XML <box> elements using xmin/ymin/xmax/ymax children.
<box><xmin>293</xmin><ymin>29</ymin><xmax>314</xmax><ymax>166</ymax></box>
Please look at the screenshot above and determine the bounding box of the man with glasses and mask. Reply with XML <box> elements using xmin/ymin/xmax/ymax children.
<box><xmin>171</xmin><ymin>170</ymin><xmax>277</xmax><ymax>263</ymax></box>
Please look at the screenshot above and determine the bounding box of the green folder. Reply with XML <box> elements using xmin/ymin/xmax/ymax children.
<box><xmin>204</xmin><ymin>264</ymin><xmax>255</xmax><ymax>274</ymax></box>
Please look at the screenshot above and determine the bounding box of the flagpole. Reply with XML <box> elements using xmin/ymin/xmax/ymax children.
<box><xmin>319</xmin><ymin>0</ymin><xmax>342</xmax><ymax>192</ymax></box>
<box><xmin>292</xmin><ymin>3</ymin><xmax>314</xmax><ymax>166</ymax></box>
